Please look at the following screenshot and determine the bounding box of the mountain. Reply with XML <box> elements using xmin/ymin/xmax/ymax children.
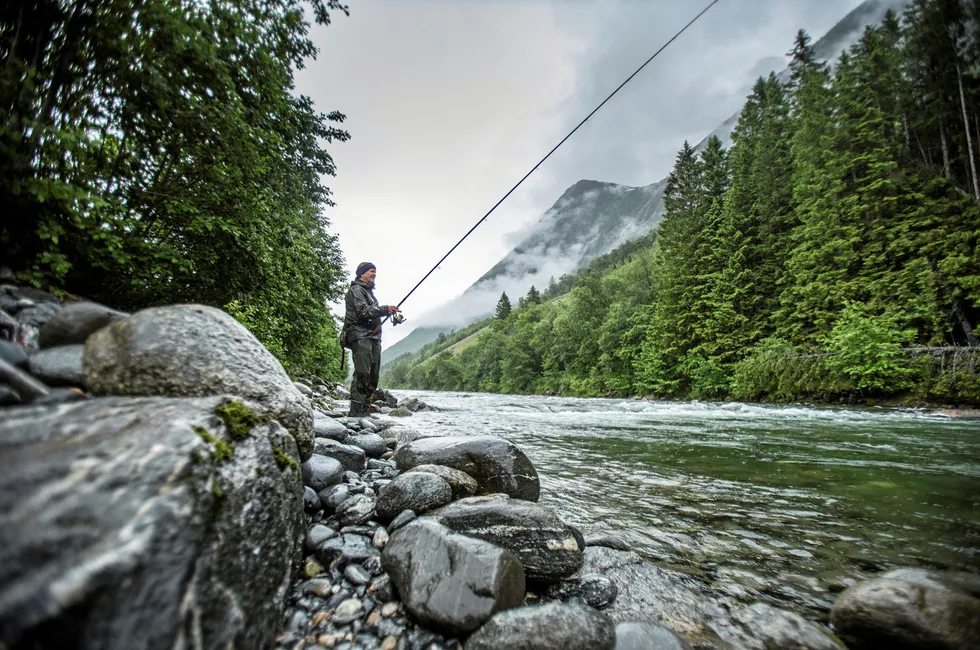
<box><xmin>382</xmin><ymin>0</ymin><xmax>912</xmax><ymax>365</ymax></box>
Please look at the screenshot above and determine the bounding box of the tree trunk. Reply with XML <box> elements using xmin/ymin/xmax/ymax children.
<box><xmin>902</xmin><ymin>111</ymin><xmax>911</xmax><ymax>155</ymax></box>
<box><xmin>952</xmin><ymin>299</ymin><xmax>980</xmax><ymax>347</ymax></box>
<box><xmin>957</xmin><ymin>64</ymin><xmax>980</xmax><ymax>200</ymax></box>
<box><xmin>940</xmin><ymin>118</ymin><xmax>951</xmax><ymax>180</ymax></box>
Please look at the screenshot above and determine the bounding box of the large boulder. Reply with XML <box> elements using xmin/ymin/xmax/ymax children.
<box><xmin>376</xmin><ymin>472</ymin><xmax>453</xmax><ymax>521</ymax></box>
<box><xmin>37</xmin><ymin>301</ymin><xmax>128</xmax><ymax>348</ymax></box>
<box><xmin>0</xmin><ymin>395</ymin><xmax>304</xmax><ymax>650</ymax></box>
<box><xmin>464</xmin><ymin>602</ymin><xmax>615</xmax><ymax>650</ymax></box>
<box><xmin>429</xmin><ymin>495</ymin><xmax>582</xmax><ymax>583</ymax></box>
<box><xmin>394</xmin><ymin>435</ymin><xmax>539</xmax><ymax>501</ymax></box>
<box><xmin>831</xmin><ymin>577</ymin><xmax>980</xmax><ymax>650</ymax></box>
<box><xmin>83</xmin><ymin>304</ymin><xmax>314</xmax><ymax>459</ymax></box>
<box><xmin>381</xmin><ymin>518</ymin><xmax>525</xmax><ymax>636</ymax></box>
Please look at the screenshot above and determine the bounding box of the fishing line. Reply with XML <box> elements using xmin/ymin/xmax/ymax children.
<box><xmin>383</xmin><ymin>0</ymin><xmax>721</xmax><ymax>323</ymax></box>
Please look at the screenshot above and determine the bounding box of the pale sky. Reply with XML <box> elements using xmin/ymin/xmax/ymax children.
<box><xmin>296</xmin><ymin>0</ymin><xmax>869</xmax><ymax>345</ymax></box>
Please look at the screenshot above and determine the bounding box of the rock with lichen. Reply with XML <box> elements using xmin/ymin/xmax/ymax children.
<box><xmin>83</xmin><ymin>304</ymin><xmax>314</xmax><ymax>459</ymax></box>
<box><xmin>0</xmin><ymin>395</ymin><xmax>304</xmax><ymax>650</ymax></box>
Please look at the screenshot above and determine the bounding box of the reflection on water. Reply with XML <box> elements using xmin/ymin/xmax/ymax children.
<box><xmin>405</xmin><ymin>391</ymin><xmax>980</xmax><ymax>618</ymax></box>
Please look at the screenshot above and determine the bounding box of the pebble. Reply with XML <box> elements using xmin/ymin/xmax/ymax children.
<box><xmin>333</xmin><ymin>598</ymin><xmax>364</xmax><ymax>625</ymax></box>
<box><xmin>373</xmin><ymin>529</ymin><xmax>389</xmax><ymax>549</ymax></box>
<box><xmin>381</xmin><ymin>602</ymin><xmax>400</xmax><ymax>617</ymax></box>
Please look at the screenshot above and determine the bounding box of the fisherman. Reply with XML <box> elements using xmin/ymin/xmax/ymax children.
<box><xmin>343</xmin><ymin>262</ymin><xmax>400</xmax><ymax>417</ymax></box>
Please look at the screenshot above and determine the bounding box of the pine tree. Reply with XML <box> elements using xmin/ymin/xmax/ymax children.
<box><xmin>495</xmin><ymin>292</ymin><xmax>512</xmax><ymax>319</ymax></box>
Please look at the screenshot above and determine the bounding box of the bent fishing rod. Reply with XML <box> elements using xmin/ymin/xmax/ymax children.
<box><xmin>373</xmin><ymin>0</ymin><xmax>720</xmax><ymax>334</ymax></box>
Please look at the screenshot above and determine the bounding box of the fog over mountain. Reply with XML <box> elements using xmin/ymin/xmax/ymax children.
<box><xmin>383</xmin><ymin>0</ymin><xmax>912</xmax><ymax>364</ymax></box>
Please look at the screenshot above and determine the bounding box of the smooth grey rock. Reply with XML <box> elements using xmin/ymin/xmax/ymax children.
<box><xmin>406</xmin><ymin>464</ymin><xmax>478</xmax><ymax>499</ymax></box>
<box><xmin>293</xmin><ymin>381</ymin><xmax>314</xmax><ymax>397</ymax></box>
<box><xmin>314</xmin><ymin>413</ymin><xmax>350</xmax><ymax>441</ymax></box>
<box><xmin>301</xmin><ymin>454</ymin><xmax>344</xmax><ymax>492</ymax></box>
<box><xmin>306</xmin><ymin>525</ymin><xmax>337</xmax><ymax>551</ymax></box>
<box><xmin>376</xmin><ymin>472</ymin><xmax>453</xmax><ymax>521</ymax></box>
<box><xmin>831</xmin><ymin>577</ymin><xmax>980</xmax><ymax>650</ymax></box>
<box><xmin>319</xmin><ymin>484</ymin><xmax>352</xmax><ymax>512</ymax></box>
<box><xmin>381</xmin><ymin>518</ymin><xmax>524</xmax><ymax>636</ymax></box>
<box><xmin>465</xmin><ymin>602</ymin><xmax>615</xmax><ymax>650</ymax></box>
<box><xmin>304</xmin><ymin>486</ymin><xmax>321</xmax><ymax>512</ymax></box>
<box><xmin>388</xmin><ymin>509</ymin><xmax>416</xmax><ymax>533</ymax></box>
<box><xmin>27</xmin><ymin>344</ymin><xmax>84</xmax><ymax>386</ymax></box>
<box><xmin>312</xmin><ymin>438</ymin><xmax>366</xmax><ymax>473</ymax></box>
<box><xmin>316</xmin><ymin>533</ymin><xmax>380</xmax><ymax>569</ymax></box>
<box><xmin>344</xmin><ymin>564</ymin><xmax>372</xmax><ymax>586</ymax></box>
<box><xmin>396</xmin><ymin>396</ymin><xmax>433</xmax><ymax>412</ymax></box>
<box><xmin>388</xmin><ymin>406</ymin><xmax>413</xmax><ymax>417</ymax></box>
<box><xmin>728</xmin><ymin>602</ymin><xmax>844</xmax><ymax>650</ymax></box>
<box><xmin>0</xmin><ymin>339</ymin><xmax>28</xmax><ymax>369</ymax></box>
<box><xmin>37</xmin><ymin>301</ymin><xmax>127</xmax><ymax>348</ymax></box>
<box><xmin>394</xmin><ymin>435</ymin><xmax>539</xmax><ymax>501</ymax></box>
<box><xmin>335</xmin><ymin>494</ymin><xmax>376</xmax><ymax>527</ymax></box>
<box><xmin>614</xmin><ymin>622</ymin><xmax>691</xmax><ymax>650</ymax></box>
<box><xmin>347</xmin><ymin>433</ymin><xmax>387</xmax><ymax>458</ymax></box>
<box><xmin>373</xmin><ymin>528</ymin><xmax>389</xmax><ymax>549</ymax></box>
<box><xmin>0</xmin><ymin>396</ymin><xmax>304</xmax><ymax>650</ymax></box>
<box><xmin>83</xmin><ymin>304</ymin><xmax>314</xmax><ymax>459</ymax></box>
<box><xmin>430</xmin><ymin>495</ymin><xmax>582</xmax><ymax>583</ymax></box>
<box><xmin>357</xmin><ymin>417</ymin><xmax>379</xmax><ymax>432</ymax></box>
<box><xmin>11</xmin><ymin>301</ymin><xmax>61</xmax><ymax>351</ymax></box>
<box><xmin>371</xmin><ymin>388</ymin><xmax>398</xmax><ymax>408</ymax></box>
<box><xmin>333</xmin><ymin>598</ymin><xmax>363</xmax><ymax>624</ymax></box>
<box><xmin>378</xmin><ymin>423</ymin><xmax>420</xmax><ymax>445</ymax></box>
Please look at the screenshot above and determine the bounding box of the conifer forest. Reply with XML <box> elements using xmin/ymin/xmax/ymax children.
<box><xmin>386</xmin><ymin>2</ymin><xmax>980</xmax><ymax>405</ymax></box>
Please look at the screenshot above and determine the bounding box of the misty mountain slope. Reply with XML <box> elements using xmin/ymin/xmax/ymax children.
<box><xmin>382</xmin><ymin>0</ymin><xmax>908</xmax><ymax>365</ymax></box>
<box><xmin>695</xmin><ymin>0</ymin><xmax>912</xmax><ymax>152</ymax></box>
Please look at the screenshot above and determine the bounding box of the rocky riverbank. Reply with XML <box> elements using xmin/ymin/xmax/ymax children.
<box><xmin>1</xmin><ymin>282</ymin><xmax>978</xmax><ymax>650</ymax></box>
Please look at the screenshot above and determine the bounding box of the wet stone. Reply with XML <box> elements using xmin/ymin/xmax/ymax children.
<box><xmin>363</xmin><ymin>555</ymin><xmax>384</xmax><ymax>576</ymax></box>
<box><xmin>306</xmin><ymin>524</ymin><xmax>338</xmax><ymax>551</ymax></box>
<box><xmin>388</xmin><ymin>509</ymin><xmax>417</xmax><ymax>533</ymax></box>
<box><xmin>614</xmin><ymin>622</ymin><xmax>692</xmax><ymax>650</ymax></box>
<box><xmin>345</xmin><ymin>564</ymin><xmax>372</xmax><ymax>585</ymax></box>
<box><xmin>373</xmin><ymin>528</ymin><xmax>390</xmax><ymax>549</ymax></box>
<box><xmin>333</xmin><ymin>598</ymin><xmax>364</xmax><ymax>625</ymax></box>
<box><xmin>305</xmin><ymin>486</ymin><xmax>322</xmax><ymax>513</ymax></box>
<box><xmin>336</xmin><ymin>494</ymin><xmax>376</xmax><ymax>527</ymax></box>
<box><xmin>304</xmin><ymin>579</ymin><xmax>335</xmax><ymax>598</ymax></box>
<box><xmin>316</xmin><ymin>533</ymin><xmax>381</xmax><ymax>569</ymax></box>
<box><xmin>320</xmin><ymin>484</ymin><xmax>352</xmax><ymax>512</ymax></box>
<box><xmin>341</xmin><ymin>524</ymin><xmax>378</xmax><ymax>537</ymax></box>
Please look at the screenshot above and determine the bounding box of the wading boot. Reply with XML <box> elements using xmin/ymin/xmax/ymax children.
<box><xmin>348</xmin><ymin>400</ymin><xmax>365</xmax><ymax>418</ymax></box>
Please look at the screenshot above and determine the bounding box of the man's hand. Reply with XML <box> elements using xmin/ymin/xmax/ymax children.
<box><xmin>387</xmin><ymin>305</ymin><xmax>400</xmax><ymax>314</ymax></box>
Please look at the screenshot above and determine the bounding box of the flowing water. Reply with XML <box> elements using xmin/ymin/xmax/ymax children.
<box><xmin>403</xmin><ymin>391</ymin><xmax>980</xmax><ymax>618</ymax></box>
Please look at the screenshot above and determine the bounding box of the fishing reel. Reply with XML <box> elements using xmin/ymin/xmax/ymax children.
<box><xmin>391</xmin><ymin>312</ymin><xmax>407</xmax><ymax>326</ymax></box>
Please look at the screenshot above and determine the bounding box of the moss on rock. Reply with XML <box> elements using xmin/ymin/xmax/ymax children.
<box><xmin>194</xmin><ymin>425</ymin><xmax>233</xmax><ymax>462</ymax></box>
<box><xmin>215</xmin><ymin>400</ymin><xmax>268</xmax><ymax>440</ymax></box>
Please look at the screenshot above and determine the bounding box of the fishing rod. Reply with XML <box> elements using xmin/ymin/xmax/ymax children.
<box><xmin>375</xmin><ymin>0</ymin><xmax>721</xmax><ymax>332</ymax></box>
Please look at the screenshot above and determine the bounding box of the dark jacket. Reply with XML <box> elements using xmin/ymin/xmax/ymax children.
<box><xmin>343</xmin><ymin>280</ymin><xmax>389</xmax><ymax>344</ymax></box>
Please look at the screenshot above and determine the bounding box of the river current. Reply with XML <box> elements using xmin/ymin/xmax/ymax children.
<box><xmin>402</xmin><ymin>391</ymin><xmax>980</xmax><ymax>619</ymax></box>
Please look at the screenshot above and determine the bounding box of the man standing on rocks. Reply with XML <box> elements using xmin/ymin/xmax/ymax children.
<box><xmin>343</xmin><ymin>262</ymin><xmax>399</xmax><ymax>417</ymax></box>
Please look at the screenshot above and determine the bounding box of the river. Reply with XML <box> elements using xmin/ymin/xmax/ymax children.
<box><xmin>401</xmin><ymin>391</ymin><xmax>980</xmax><ymax>619</ymax></box>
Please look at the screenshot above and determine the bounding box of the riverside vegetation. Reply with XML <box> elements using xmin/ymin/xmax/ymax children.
<box><xmin>384</xmin><ymin>3</ymin><xmax>980</xmax><ymax>406</ymax></box>
<box><xmin>1</xmin><ymin>0</ymin><xmax>350</xmax><ymax>381</ymax></box>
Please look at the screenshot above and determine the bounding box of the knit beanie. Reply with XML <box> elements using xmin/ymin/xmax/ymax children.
<box><xmin>355</xmin><ymin>262</ymin><xmax>376</xmax><ymax>278</ymax></box>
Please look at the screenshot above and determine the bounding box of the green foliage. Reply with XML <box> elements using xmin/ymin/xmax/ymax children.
<box><xmin>384</xmin><ymin>1</ymin><xmax>980</xmax><ymax>406</ymax></box>
<box><xmin>495</xmin><ymin>292</ymin><xmax>512</xmax><ymax>319</ymax></box>
<box><xmin>1</xmin><ymin>0</ymin><xmax>349</xmax><ymax>381</ymax></box>
<box><xmin>825</xmin><ymin>302</ymin><xmax>916</xmax><ymax>393</ymax></box>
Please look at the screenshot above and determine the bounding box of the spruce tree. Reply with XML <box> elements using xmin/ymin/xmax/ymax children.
<box><xmin>495</xmin><ymin>292</ymin><xmax>512</xmax><ymax>319</ymax></box>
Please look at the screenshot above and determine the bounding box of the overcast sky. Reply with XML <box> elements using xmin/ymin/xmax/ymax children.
<box><xmin>296</xmin><ymin>0</ymin><xmax>866</xmax><ymax>345</ymax></box>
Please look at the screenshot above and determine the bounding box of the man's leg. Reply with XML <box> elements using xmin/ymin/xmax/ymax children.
<box><xmin>366</xmin><ymin>340</ymin><xmax>382</xmax><ymax>406</ymax></box>
<box><xmin>350</xmin><ymin>339</ymin><xmax>373</xmax><ymax>416</ymax></box>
